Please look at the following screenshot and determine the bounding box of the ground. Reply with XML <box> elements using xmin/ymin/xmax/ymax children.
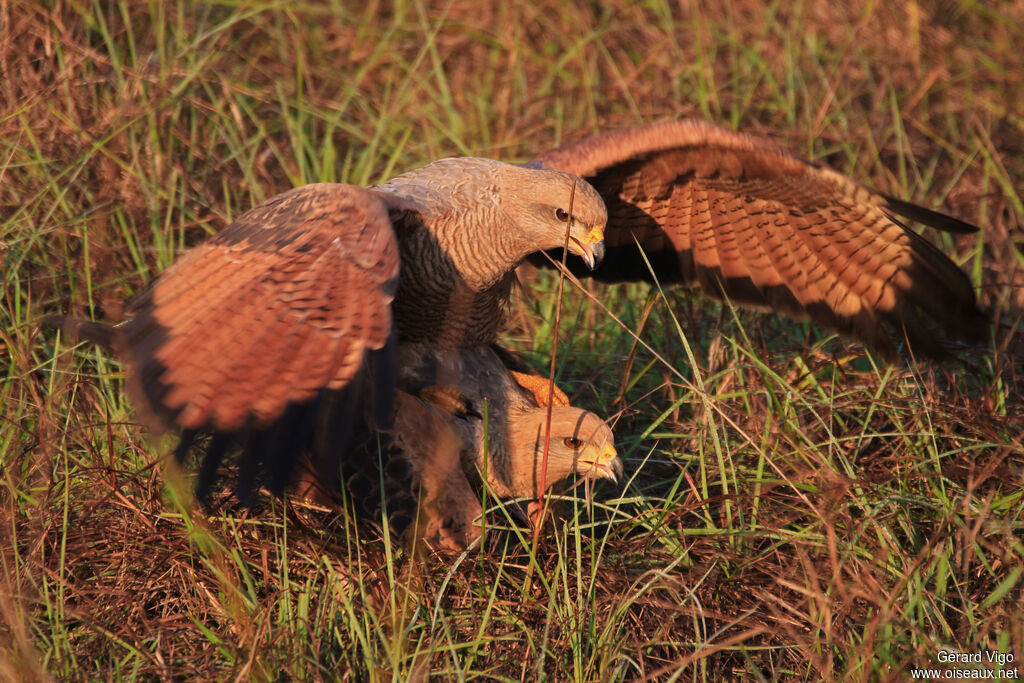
<box><xmin>2</xmin><ymin>1</ymin><xmax>1023</xmax><ymax>680</ymax></box>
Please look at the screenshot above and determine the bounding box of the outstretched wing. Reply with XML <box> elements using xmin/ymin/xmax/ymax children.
<box><xmin>122</xmin><ymin>183</ymin><xmax>400</xmax><ymax>432</ymax></box>
<box><xmin>529</xmin><ymin>119</ymin><xmax>987</xmax><ymax>357</ymax></box>
<box><xmin>107</xmin><ymin>183</ymin><xmax>402</xmax><ymax>498</ymax></box>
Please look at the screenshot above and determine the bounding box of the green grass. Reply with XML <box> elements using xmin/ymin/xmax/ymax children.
<box><xmin>3</xmin><ymin>1</ymin><xmax>1023</xmax><ymax>680</ymax></box>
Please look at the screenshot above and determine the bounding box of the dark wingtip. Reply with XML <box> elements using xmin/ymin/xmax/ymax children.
<box><xmin>40</xmin><ymin>314</ymin><xmax>66</xmax><ymax>330</ymax></box>
<box><xmin>41</xmin><ymin>314</ymin><xmax>117</xmax><ymax>349</ymax></box>
<box><xmin>882</xmin><ymin>195</ymin><xmax>980</xmax><ymax>235</ymax></box>
<box><xmin>367</xmin><ymin>334</ymin><xmax>398</xmax><ymax>431</ymax></box>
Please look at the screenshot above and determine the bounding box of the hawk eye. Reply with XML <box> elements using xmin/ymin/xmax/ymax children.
<box><xmin>555</xmin><ymin>208</ymin><xmax>570</xmax><ymax>222</ymax></box>
<box><xmin>563</xmin><ymin>436</ymin><xmax>583</xmax><ymax>449</ymax></box>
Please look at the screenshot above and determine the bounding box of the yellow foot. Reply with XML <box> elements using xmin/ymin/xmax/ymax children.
<box><xmin>509</xmin><ymin>370</ymin><xmax>570</xmax><ymax>408</ymax></box>
<box><xmin>416</xmin><ymin>385</ymin><xmax>482</xmax><ymax>420</ymax></box>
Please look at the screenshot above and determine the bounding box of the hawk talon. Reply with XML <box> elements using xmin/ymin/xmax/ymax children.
<box><xmin>416</xmin><ymin>385</ymin><xmax>482</xmax><ymax>421</ymax></box>
<box><xmin>461</xmin><ymin>406</ymin><xmax>484</xmax><ymax>421</ymax></box>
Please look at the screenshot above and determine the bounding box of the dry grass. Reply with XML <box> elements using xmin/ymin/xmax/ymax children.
<box><xmin>3</xmin><ymin>1</ymin><xmax>1023</xmax><ymax>680</ymax></box>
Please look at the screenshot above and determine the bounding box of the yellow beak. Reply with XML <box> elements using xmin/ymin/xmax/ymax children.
<box><xmin>578</xmin><ymin>442</ymin><xmax>622</xmax><ymax>483</ymax></box>
<box><xmin>568</xmin><ymin>224</ymin><xmax>606</xmax><ymax>271</ymax></box>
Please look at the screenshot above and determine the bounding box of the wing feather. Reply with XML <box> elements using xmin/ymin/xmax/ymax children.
<box><xmin>119</xmin><ymin>183</ymin><xmax>401</xmax><ymax>433</ymax></box>
<box><xmin>530</xmin><ymin>119</ymin><xmax>987</xmax><ymax>357</ymax></box>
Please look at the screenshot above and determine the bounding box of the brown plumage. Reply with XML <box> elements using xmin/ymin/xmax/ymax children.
<box><xmin>121</xmin><ymin>184</ymin><xmax>401</xmax><ymax>434</ymax></box>
<box><xmin>45</xmin><ymin>118</ymin><xmax>985</xmax><ymax>546</ymax></box>
<box><xmin>46</xmin><ymin>158</ymin><xmax>615</xmax><ymax>547</ymax></box>
<box><xmin>528</xmin><ymin>119</ymin><xmax>986</xmax><ymax>358</ymax></box>
<box><xmin>343</xmin><ymin>345</ymin><xmax>618</xmax><ymax>549</ymax></box>
<box><xmin>114</xmin><ymin>166</ymin><xmax>607</xmax><ymax>439</ymax></box>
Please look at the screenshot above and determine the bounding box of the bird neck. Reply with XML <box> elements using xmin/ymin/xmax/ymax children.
<box><xmin>390</xmin><ymin>224</ymin><xmax>518</xmax><ymax>348</ymax></box>
<box><xmin>430</xmin><ymin>207</ymin><xmax>535</xmax><ymax>291</ymax></box>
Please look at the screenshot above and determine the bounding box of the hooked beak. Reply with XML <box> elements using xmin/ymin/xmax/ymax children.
<box><xmin>568</xmin><ymin>224</ymin><xmax>606</xmax><ymax>271</ymax></box>
<box><xmin>578</xmin><ymin>443</ymin><xmax>623</xmax><ymax>484</ymax></box>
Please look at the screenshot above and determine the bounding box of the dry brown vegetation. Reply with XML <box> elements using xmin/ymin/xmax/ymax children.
<box><xmin>3</xmin><ymin>1</ymin><xmax>1023</xmax><ymax>680</ymax></box>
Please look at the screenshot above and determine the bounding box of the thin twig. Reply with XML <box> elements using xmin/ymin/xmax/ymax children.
<box><xmin>534</xmin><ymin>179</ymin><xmax>578</xmax><ymax>540</ymax></box>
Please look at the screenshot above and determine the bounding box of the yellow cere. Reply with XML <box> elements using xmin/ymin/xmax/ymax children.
<box><xmin>583</xmin><ymin>224</ymin><xmax>604</xmax><ymax>244</ymax></box>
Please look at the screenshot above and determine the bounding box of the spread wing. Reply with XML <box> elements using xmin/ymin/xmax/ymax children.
<box><xmin>529</xmin><ymin>119</ymin><xmax>987</xmax><ymax>357</ymax></box>
<box><xmin>114</xmin><ymin>183</ymin><xmax>402</xmax><ymax>498</ymax></box>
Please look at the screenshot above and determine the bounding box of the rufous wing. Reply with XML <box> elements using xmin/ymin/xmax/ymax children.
<box><xmin>119</xmin><ymin>183</ymin><xmax>402</xmax><ymax>434</ymax></box>
<box><xmin>529</xmin><ymin>119</ymin><xmax>987</xmax><ymax>358</ymax></box>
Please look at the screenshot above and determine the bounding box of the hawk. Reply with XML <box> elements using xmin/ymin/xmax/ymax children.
<box><xmin>46</xmin><ymin>119</ymin><xmax>985</xmax><ymax>548</ymax></box>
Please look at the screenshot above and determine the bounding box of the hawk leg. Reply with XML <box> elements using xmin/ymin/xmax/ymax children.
<box><xmin>393</xmin><ymin>392</ymin><xmax>483</xmax><ymax>551</ymax></box>
<box><xmin>291</xmin><ymin>460</ymin><xmax>341</xmax><ymax>507</ymax></box>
